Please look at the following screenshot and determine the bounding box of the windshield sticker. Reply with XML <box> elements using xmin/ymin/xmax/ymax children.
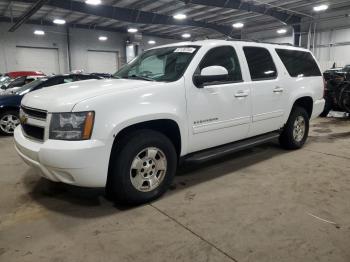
<box><xmin>174</xmin><ymin>47</ymin><xmax>196</xmax><ymax>53</ymax></box>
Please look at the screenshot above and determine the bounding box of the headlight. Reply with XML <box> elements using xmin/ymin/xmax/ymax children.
<box><xmin>49</xmin><ymin>111</ymin><xmax>95</xmax><ymax>140</ymax></box>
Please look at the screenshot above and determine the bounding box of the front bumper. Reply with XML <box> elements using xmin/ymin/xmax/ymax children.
<box><xmin>311</xmin><ymin>98</ymin><xmax>326</xmax><ymax>119</ymax></box>
<box><xmin>14</xmin><ymin>126</ymin><xmax>110</xmax><ymax>187</ymax></box>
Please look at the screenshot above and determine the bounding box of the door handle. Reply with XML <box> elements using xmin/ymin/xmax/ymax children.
<box><xmin>273</xmin><ymin>86</ymin><xmax>284</xmax><ymax>93</ymax></box>
<box><xmin>234</xmin><ymin>91</ymin><xmax>249</xmax><ymax>98</ymax></box>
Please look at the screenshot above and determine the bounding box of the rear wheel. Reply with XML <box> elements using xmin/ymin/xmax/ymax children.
<box><xmin>320</xmin><ymin>97</ymin><xmax>332</xmax><ymax>117</ymax></box>
<box><xmin>107</xmin><ymin>130</ymin><xmax>177</xmax><ymax>205</ymax></box>
<box><xmin>0</xmin><ymin>110</ymin><xmax>20</xmax><ymax>136</ymax></box>
<box><xmin>279</xmin><ymin>106</ymin><xmax>309</xmax><ymax>149</ymax></box>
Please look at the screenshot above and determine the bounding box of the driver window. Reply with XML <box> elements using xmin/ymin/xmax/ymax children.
<box><xmin>199</xmin><ymin>46</ymin><xmax>242</xmax><ymax>82</ymax></box>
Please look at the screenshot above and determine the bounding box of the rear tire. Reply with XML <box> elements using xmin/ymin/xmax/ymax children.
<box><xmin>279</xmin><ymin>106</ymin><xmax>309</xmax><ymax>150</ymax></box>
<box><xmin>107</xmin><ymin>130</ymin><xmax>177</xmax><ymax>205</ymax></box>
<box><xmin>319</xmin><ymin>98</ymin><xmax>332</xmax><ymax>117</ymax></box>
<box><xmin>0</xmin><ymin>110</ymin><xmax>20</xmax><ymax>136</ymax></box>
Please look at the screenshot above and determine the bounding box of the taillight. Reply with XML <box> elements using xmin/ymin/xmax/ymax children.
<box><xmin>323</xmin><ymin>78</ymin><xmax>327</xmax><ymax>97</ymax></box>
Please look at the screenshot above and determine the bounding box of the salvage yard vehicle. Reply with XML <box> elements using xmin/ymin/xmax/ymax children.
<box><xmin>14</xmin><ymin>40</ymin><xmax>325</xmax><ymax>204</ymax></box>
<box><xmin>0</xmin><ymin>74</ymin><xmax>102</xmax><ymax>135</ymax></box>
<box><xmin>321</xmin><ymin>71</ymin><xmax>350</xmax><ymax>116</ymax></box>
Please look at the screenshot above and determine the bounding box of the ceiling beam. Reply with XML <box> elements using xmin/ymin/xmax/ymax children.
<box><xmin>179</xmin><ymin>0</ymin><xmax>302</xmax><ymax>25</ymax></box>
<box><xmin>8</xmin><ymin>0</ymin><xmax>48</xmax><ymax>32</ymax></box>
<box><xmin>0</xmin><ymin>16</ymin><xmax>181</xmax><ymax>40</ymax></box>
<box><xmin>13</xmin><ymin>0</ymin><xmax>238</xmax><ymax>37</ymax></box>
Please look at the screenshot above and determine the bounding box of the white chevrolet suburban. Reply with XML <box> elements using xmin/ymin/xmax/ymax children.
<box><xmin>14</xmin><ymin>40</ymin><xmax>325</xmax><ymax>204</ymax></box>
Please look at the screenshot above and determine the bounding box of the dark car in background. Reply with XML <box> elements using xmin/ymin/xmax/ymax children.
<box><xmin>321</xmin><ymin>66</ymin><xmax>350</xmax><ymax>117</ymax></box>
<box><xmin>0</xmin><ymin>74</ymin><xmax>102</xmax><ymax>135</ymax></box>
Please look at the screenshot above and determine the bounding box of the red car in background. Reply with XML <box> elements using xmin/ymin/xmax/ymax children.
<box><xmin>1</xmin><ymin>71</ymin><xmax>46</xmax><ymax>92</ymax></box>
<box><xmin>5</xmin><ymin>71</ymin><xmax>45</xmax><ymax>78</ymax></box>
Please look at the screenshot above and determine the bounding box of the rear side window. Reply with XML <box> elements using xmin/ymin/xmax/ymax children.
<box><xmin>243</xmin><ymin>47</ymin><xmax>277</xmax><ymax>81</ymax></box>
<box><xmin>275</xmin><ymin>49</ymin><xmax>321</xmax><ymax>77</ymax></box>
<box><xmin>199</xmin><ymin>46</ymin><xmax>242</xmax><ymax>82</ymax></box>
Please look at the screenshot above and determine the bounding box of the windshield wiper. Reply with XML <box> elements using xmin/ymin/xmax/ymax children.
<box><xmin>127</xmin><ymin>75</ymin><xmax>155</xmax><ymax>82</ymax></box>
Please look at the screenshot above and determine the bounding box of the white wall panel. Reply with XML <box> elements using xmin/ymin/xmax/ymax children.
<box><xmin>87</xmin><ymin>50</ymin><xmax>119</xmax><ymax>73</ymax></box>
<box><xmin>15</xmin><ymin>46</ymin><xmax>60</xmax><ymax>74</ymax></box>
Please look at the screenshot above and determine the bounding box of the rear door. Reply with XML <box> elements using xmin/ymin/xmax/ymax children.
<box><xmin>242</xmin><ymin>46</ymin><xmax>288</xmax><ymax>137</ymax></box>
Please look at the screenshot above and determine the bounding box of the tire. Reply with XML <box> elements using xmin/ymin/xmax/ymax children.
<box><xmin>107</xmin><ymin>129</ymin><xmax>177</xmax><ymax>205</ymax></box>
<box><xmin>319</xmin><ymin>98</ymin><xmax>332</xmax><ymax>117</ymax></box>
<box><xmin>0</xmin><ymin>110</ymin><xmax>20</xmax><ymax>136</ymax></box>
<box><xmin>279</xmin><ymin>106</ymin><xmax>309</xmax><ymax>150</ymax></box>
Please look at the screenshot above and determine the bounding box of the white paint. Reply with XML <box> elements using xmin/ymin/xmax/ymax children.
<box><xmin>16</xmin><ymin>39</ymin><xmax>325</xmax><ymax>188</ymax></box>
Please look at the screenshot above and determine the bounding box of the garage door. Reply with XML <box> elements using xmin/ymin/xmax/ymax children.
<box><xmin>16</xmin><ymin>46</ymin><xmax>60</xmax><ymax>75</ymax></box>
<box><xmin>87</xmin><ymin>50</ymin><xmax>119</xmax><ymax>74</ymax></box>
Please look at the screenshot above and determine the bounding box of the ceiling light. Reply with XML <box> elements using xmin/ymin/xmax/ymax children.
<box><xmin>277</xmin><ymin>29</ymin><xmax>287</xmax><ymax>34</ymax></box>
<box><xmin>128</xmin><ymin>28</ymin><xmax>138</xmax><ymax>33</ymax></box>
<box><xmin>182</xmin><ymin>33</ymin><xmax>191</xmax><ymax>38</ymax></box>
<box><xmin>232</xmin><ymin>22</ymin><xmax>244</xmax><ymax>29</ymax></box>
<box><xmin>313</xmin><ymin>4</ymin><xmax>328</xmax><ymax>12</ymax></box>
<box><xmin>99</xmin><ymin>36</ymin><xmax>108</xmax><ymax>41</ymax></box>
<box><xmin>34</xmin><ymin>30</ymin><xmax>45</xmax><ymax>35</ymax></box>
<box><xmin>53</xmin><ymin>19</ymin><xmax>66</xmax><ymax>25</ymax></box>
<box><xmin>173</xmin><ymin>13</ymin><xmax>187</xmax><ymax>20</ymax></box>
<box><xmin>85</xmin><ymin>0</ymin><xmax>101</xmax><ymax>5</ymax></box>
<box><xmin>148</xmin><ymin>40</ymin><xmax>156</xmax><ymax>45</ymax></box>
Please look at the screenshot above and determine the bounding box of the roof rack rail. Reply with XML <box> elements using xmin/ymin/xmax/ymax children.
<box><xmin>225</xmin><ymin>38</ymin><xmax>298</xmax><ymax>47</ymax></box>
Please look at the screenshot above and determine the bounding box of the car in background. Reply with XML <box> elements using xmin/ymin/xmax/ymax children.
<box><xmin>1</xmin><ymin>75</ymin><xmax>46</xmax><ymax>93</ymax></box>
<box><xmin>0</xmin><ymin>74</ymin><xmax>102</xmax><ymax>135</ymax></box>
<box><xmin>323</xmin><ymin>67</ymin><xmax>343</xmax><ymax>81</ymax></box>
<box><xmin>0</xmin><ymin>76</ymin><xmax>12</xmax><ymax>90</ymax></box>
<box><xmin>5</xmin><ymin>71</ymin><xmax>45</xmax><ymax>79</ymax></box>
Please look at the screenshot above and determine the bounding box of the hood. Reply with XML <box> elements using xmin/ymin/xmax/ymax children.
<box><xmin>21</xmin><ymin>78</ymin><xmax>163</xmax><ymax>112</ymax></box>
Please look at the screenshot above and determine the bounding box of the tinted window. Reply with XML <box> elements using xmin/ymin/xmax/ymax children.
<box><xmin>276</xmin><ymin>49</ymin><xmax>321</xmax><ymax>77</ymax></box>
<box><xmin>199</xmin><ymin>46</ymin><xmax>242</xmax><ymax>82</ymax></box>
<box><xmin>243</xmin><ymin>47</ymin><xmax>277</xmax><ymax>81</ymax></box>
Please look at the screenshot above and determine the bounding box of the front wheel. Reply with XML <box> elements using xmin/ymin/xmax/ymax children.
<box><xmin>279</xmin><ymin>106</ymin><xmax>309</xmax><ymax>150</ymax></box>
<box><xmin>107</xmin><ymin>130</ymin><xmax>177</xmax><ymax>205</ymax></box>
<box><xmin>0</xmin><ymin>110</ymin><xmax>20</xmax><ymax>136</ymax></box>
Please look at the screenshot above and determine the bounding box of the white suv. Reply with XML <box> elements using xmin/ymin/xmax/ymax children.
<box><xmin>14</xmin><ymin>40</ymin><xmax>325</xmax><ymax>204</ymax></box>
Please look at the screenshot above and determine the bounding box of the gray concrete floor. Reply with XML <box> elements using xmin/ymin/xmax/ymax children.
<box><xmin>1</xmin><ymin>116</ymin><xmax>350</xmax><ymax>262</ymax></box>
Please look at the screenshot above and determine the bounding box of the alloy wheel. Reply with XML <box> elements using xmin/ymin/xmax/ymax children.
<box><xmin>0</xmin><ymin>114</ymin><xmax>20</xmax><ymax>135</ymax></box>
<box><xmin>130</xmin><ymin>147</ymin><xmax>167</xmax><ymax>192</ymax></box>
<box><xmin>293</xmin><ymin>116</ymin><xmax>306</xmax><ymax>142</ymax></box>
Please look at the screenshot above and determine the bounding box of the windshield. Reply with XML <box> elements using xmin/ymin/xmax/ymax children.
<box><xmin>114</xmin><ymin>46</ymin><xmax>199</xmax><ymax>82</ymax></box>
<box><xmin>15</xmin><ymin>78</ymin><xmax>48</xmax><ymax>95</ymax></box>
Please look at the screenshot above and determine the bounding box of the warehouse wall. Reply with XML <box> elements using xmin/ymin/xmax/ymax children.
<box><xmin>0</xmin><ymin>23</ymin><xmax>69</xmax><ymax>74</ymax></box>
<box><xmin>68</xmin><ymin>28</ymin><xmax>126</xmax><ymax>73</ymax></box>
<box><xmin>0</xmin><ymin>22</ymin><xmax>179</xmax><ymax>74</ymax></box>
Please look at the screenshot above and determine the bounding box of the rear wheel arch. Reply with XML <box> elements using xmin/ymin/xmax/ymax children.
<box><xmin>291</xmin><ymin>96</ymin><xmax>313</xmax><ymax>119</ymax></box>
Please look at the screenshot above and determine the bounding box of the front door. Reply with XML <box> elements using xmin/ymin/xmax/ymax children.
<box><xmin>186</xmin><ymin>45</ymin><xmax>252</xmax><ymax>153</ymax></box>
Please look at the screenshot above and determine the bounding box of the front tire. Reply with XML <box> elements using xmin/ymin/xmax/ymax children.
<box><xmin>107</xmin><ymin>130</ymin><xmax>177</xmax><ymax>205</ymax></box>
<box><xmin>0</xmin><ymin>110</ymin><xmax>20</xmax><ymax>136</ymax></box>
<box><xmin>279</xmin><ymin>106</ymin><xmax>309</xmax><ymax>150</ymax></box>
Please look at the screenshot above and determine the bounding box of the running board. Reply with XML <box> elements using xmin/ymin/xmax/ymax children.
<box><xmin>183</xmin><ymin>132</ymin><xmax>280</xmax><ymax>164</ymax></box>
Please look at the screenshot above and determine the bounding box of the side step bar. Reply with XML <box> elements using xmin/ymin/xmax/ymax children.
<box><xmin>183</xmin><ymin>131</ymin><xmax>280</xmax><ymax>164</ymax></box>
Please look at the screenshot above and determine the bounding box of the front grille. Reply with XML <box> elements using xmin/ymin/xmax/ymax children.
<box><xmin>22</xmin><ymin>124</ymin><xmax>45</xmax><ymax>141</ymax></box>
<box><xmin>21</xmin><ymin>106</ymin><xmax>47</xmax><ymax>120</ymax></box>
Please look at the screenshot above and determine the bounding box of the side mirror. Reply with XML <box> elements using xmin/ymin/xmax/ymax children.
<box><xmin>193</xmin><ymin>66</ymin><xmax>229</xmax><ymax>88</ymax></box>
